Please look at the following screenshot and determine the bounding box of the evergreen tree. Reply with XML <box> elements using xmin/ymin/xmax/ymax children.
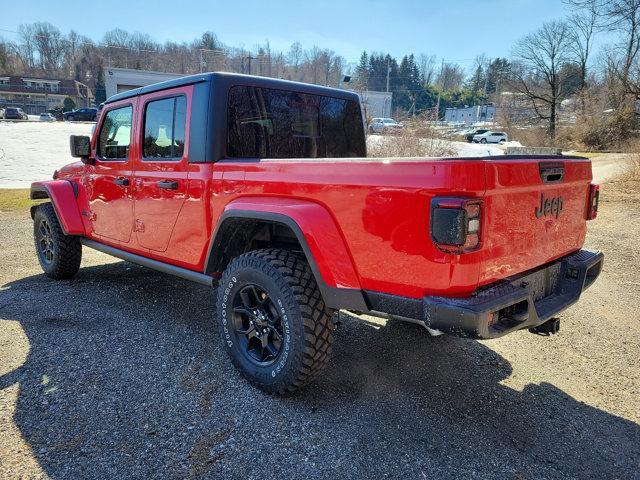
<box><xmin>486</xmin><ymin>58</ymin><xmax>511</xmax><ymax>94</ymax></box>
<box><xmin>63</xmin><ymin>97</ymin><xmax>76</xmax><ymax>112</ymax></box>
<box><xmin>354</xmin><ymin>51</ymin><xmax>369</xmax><ymax>89</ymax></box>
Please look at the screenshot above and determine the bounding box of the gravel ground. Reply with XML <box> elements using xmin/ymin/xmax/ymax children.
<box><xmin>1</xmin><ymin>180</ymin><xmax>639</xmax><ymax>479</ymax></box>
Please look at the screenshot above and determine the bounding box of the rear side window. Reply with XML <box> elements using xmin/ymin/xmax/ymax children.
<box><xmin>227</xmin><ymin>86</ymin><xmax>365</xmax><ymax>159</ymax></box>
<box><xmin>143</xmin><ymin>96</ymin><xmax>187</xmax><ymax>159</ymax></box>
<box><xmin>98</xmin><ymin>106</ymin><xmax>132</xmax><ymax>160</ymax></box>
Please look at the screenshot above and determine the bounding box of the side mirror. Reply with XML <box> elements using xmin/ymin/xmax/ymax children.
<box><xmin>69</xmin><ymin>135</ymin><xmax>94</xmax><ymax>164</ymax></box>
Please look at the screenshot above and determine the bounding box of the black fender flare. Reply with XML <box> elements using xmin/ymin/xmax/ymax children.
<box><xmin>205</xmin><ymin>210</ymin><xmax>368</xmax><ymax>312</ymax></box>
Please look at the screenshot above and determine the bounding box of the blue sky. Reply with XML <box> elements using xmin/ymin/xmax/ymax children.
<box><xmin>5</xmin><ymin>0</ymin><xmax>577</xmax><ymax>68</ymax></box>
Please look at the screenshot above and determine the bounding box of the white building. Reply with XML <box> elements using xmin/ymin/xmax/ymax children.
<box><xmin>355</xmin><ymin>90</ymin><xmax>393</xmax><ymax>119</ymax></box>
<box><xmin>105</xmin><ymin>68</ymin><xmax>183</xmax><ymax>100</ymax></box>
<box><xmin>444</xmin><ymin>105</ymin><xmax>496</xmax><ymax>125</ymax></box>
<box><xmin>0</xmin><ymin>75</ymin><xmax>93</xmax><ymax>114</ymax></box>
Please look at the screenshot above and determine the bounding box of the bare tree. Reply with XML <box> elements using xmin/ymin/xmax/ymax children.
<box><xmin>417</xmin><ymin>53</ymin><xmax>436</xmax><ymax>85</ymax></box>
<box><xmin>15</xmin><ymin>24</ymin><xmax>37</xmax><ymax>71</ymax></box>
<box><xmin>568</xmin><ymin>7</ymin><xmax>599</xmax><ymax>90</ymax></box>
<box><xmin>32</xmin><ymin>22</ymin><xmax>66</xmax><ymax>73</ymax></box>
<box><xmin>287</xmin><ymin>42</ymin><xmax>303</xmax><ymax>72</ymax></box>
<box><xmin>570</xmin><ymin>0</ymin><xmax>640</xmax><ymax>89</ymax></box>
<box><xmin>513</xmin><ymin>20</ymin><xmax>575</xmax><ymax>136</ymax></box>
<box><xmin>437</xmin><ymin>63</ymin><xmax>464</xmax><ymax>90</ymax></box>
<box><xmin>0</xmin><ymin>38</ymin><xmax>10</xmax><ymax>74</ymax></box>
<box><xmin>606</xmin><ymin>0</ymin><xmax>640</xmax><ymax>84</ymax></box>
<box><xmin>103</xmin><ymin>28</ymin><xmax>131</xmax><ymax>68</ymax></box>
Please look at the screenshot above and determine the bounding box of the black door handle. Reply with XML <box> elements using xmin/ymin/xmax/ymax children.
<box><xmin>114</xmin><ymin>177</ymin><xmax>129</xmax><ymax>186</ymax></box>
<box><xmin>539</xmin><ymin>162</ymin><xmax>564</xmax><ymax>183</ymax></box>
<box><xmin>157</xmin><ymin>180</ymin><xmax>179</xmax><ymax>190</ymax></box>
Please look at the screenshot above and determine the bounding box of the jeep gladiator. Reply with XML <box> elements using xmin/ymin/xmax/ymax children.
<box><xmin>30</xmin><ymin>72</ymin><xmax>603</xmax><ymax>394</ymax></box>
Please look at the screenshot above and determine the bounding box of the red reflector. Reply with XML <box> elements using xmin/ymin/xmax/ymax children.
<box><xmin>587</xmin><ymin>184</ymin><xmax>599</xmax><ymax>220</ymax></box>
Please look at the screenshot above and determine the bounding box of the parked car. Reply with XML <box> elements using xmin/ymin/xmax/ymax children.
<box><xmin>472</xmin><ymin>131</ymin><xmax>508</xmax><ymax>144</ymax></box>
<box><xmin>63</xmin><ymin>108</ymin><xmax>98</xmax><ymax>122</ymax></box>
<box><xmin>466</xmin><ymin>128</ymin><xmax>489</xmax><ymax>143</ymax></box>
<box><xmin>39</xmin><ymin>113</ymin><xmax>56</xmax><ymax>122</ymax></box>
<box><xmin>4</xmin><ymin>107</ymin><xmax>28</xmax><ymax>120</ymax></box>
<box><xmin>368</xmin><ymin>117</ymin><xmax>403</xmax><ymax>134</ymax></box>
<box><xmin>29</xmin><ymin>72</ymin><xmax>602</xmax><ymax>395</ymax></box>
<box><xmin>48</xmin><ymin>107</ymin><xmax>64</xmax><ymax>121</ymax></box>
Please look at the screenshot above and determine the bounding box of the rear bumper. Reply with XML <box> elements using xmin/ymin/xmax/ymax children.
<box><xmin>364</xmin><ymin>249</ymin><xmax>604</xmax><ymax>340</ymax></box>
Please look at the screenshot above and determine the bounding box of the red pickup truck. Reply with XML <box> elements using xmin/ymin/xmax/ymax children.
<box><xmin>30</xmin><ymin>73</ymin><xmax>603</xmax><ymax>394</ymax></box>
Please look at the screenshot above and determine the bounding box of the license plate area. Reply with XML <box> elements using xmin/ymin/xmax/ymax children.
<box><xmin>515</xmin><ymin>263</ymin><xmax>561</xmax><ymax>302</ymax></box>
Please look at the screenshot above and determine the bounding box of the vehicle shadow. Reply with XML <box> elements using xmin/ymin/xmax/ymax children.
<box><xmin>0</xmin><ymin>262</ymin><xmax>638</xmax><ymax>479</ymax></box>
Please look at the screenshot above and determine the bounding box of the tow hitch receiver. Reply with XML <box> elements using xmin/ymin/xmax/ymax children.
<box><xmin>529</xmin><ymin>318</ymin><xmax>560</xmax><ymax>336</ymax></box>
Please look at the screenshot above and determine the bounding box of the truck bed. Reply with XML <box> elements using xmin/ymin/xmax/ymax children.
<box><xmin>211</xmin><ymin>155</ymin><xmax>592</xmax><ymax>299</ymax></box>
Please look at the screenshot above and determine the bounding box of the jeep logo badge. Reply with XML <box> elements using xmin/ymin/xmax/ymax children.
<box><xmin>535</xmin><ymin>193</ymin><xmax>563</xmax><ymax>219</ymax></box>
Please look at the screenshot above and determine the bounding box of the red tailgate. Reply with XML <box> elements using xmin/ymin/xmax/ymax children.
<box><xmin>479</xmin><ymin>157</ymin><xmax>592</xmax><ymax>286</ymax></box>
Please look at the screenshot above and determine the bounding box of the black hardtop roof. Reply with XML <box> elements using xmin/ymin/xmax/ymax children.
<box><xmin>104</xmin><ymin>72</ymin><xmax>360</xmax><ymax>104</ymax></box>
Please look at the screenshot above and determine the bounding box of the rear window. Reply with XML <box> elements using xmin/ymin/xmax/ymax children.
<box><xmin>227</xmin><ymin>86</ymin><xmax>365</xmax><ymax>159</ymax></box>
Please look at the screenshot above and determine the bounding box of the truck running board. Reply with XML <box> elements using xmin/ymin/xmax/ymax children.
<box><xmin>80</xmin><ymin>239</ymin><xmax>214</xmax><ymax>287</ymax></box>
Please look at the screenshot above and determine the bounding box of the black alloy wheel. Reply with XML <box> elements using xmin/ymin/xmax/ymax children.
<box><xmin>215</xmin><ymin>248</ymin><xmax>334</xmax><ymax>394</ymax></box>
<box><xmin>232</xmin><ymin>284</ymin><xmax>285</xmax><ymax>365</ymax></box>
<box><xmin>36</xmin><ymin>216</ymin><xmax>55</xmax><ymax>265</ymax></box>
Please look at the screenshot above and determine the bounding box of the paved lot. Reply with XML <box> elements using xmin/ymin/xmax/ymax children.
<box><xmin>0</xmin><ymin>182</ymin><xmax>639</xmax><ymax>479</ymax></box>
<box><xmin>0</xmin><ymin>122</ymin><xmax>93</xmax><ymax>188</ymax></box>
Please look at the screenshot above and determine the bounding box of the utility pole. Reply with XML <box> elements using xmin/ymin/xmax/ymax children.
<box><xmin>435</xmin><ymin>58</ymin><xmax>444</xmax><ymax>121</ymax></box>
<box><xmin>385</xmin><ymin>57</ymin><xmax>391</xmax><ymax>93</ymax></box>
<box><xmin>243</xmin><ymin>55</ymin><xmax>256</xmax><ymax>75</ymax></box>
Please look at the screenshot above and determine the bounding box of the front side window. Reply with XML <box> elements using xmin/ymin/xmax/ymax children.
<box><xmin>143</xmin><ymin>96</ymin><xmax>187</xmax><ymax>159</ymax></box>
<box><xmin>227</xmin><ymin>86</ymin><xmax>365</xmax><ymax>159</ymax></box>
<box><xmin>98</xmin><ymin>105</ymin><xmax>132</xmax><ymax>160</ymax></box>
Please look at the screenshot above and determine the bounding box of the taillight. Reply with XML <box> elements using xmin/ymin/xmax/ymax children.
<box><xmin>430</xmin><ymin>197</ymin><xmax>482</xmax><ymax>254</ymax></box>
<box><xmin>587</xmin><ymin>184</ymin><xmax>599</xmax><ymax>220</ymax></box>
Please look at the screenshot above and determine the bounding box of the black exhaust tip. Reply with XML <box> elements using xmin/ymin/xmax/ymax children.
<box><xmin>528</xmin><ymin>318</ymin><xmax>560</xmax><ymax>336</ymax></box>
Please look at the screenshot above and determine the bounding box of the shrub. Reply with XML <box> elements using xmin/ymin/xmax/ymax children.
<box><xmin>566</xmin><ymin>106</ymin><xmax>637</xmax><ymax>151</ymax></box>
<box><xmin>367</xmin><ymin>131</ymin><xmax>455</xmax><ymax>158</ymax></box>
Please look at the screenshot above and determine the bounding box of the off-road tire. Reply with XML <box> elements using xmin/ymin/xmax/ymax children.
<box><xmin>33</xmin><ymin>202</ymin><xmax>81</xmax><ymax>279</ymax></box>
<box><xmin>215</xmin><ymin>248</ymin><xmax>334</xmax><ymax>394</ymax></box>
